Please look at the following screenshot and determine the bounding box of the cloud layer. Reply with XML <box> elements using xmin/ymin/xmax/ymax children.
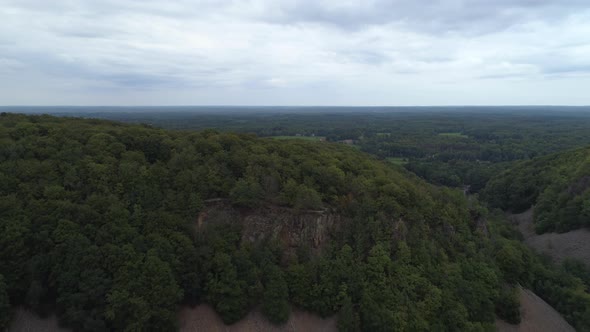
<box><xmin>1</xmin><ymin>0</ymin><xmax>590</xmax><ymax>105</ymax></box>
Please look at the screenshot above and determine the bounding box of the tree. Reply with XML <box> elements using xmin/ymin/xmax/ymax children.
<box><xmin>205</xmin><ymin>253</ymin><xmax>248</xmax><ymax>324</ymax></box>
<box><xmin>0</xmin><ymin>274</ymin><xmax>10</xmax><ymax>330</ymax></box>
<box><xmin>106</xmin><ymin>252</ymin><xmax>182</xmax><ymax>331</ymax></box>
<box><xmin>230</xmin><ymin>177</ymin><xmax>264</xmax><ymax>208</ymax></box>
<box><xmin>495</xmin><ymin>243</ymin><xmax>524</xmax><ymax>284</ymax></box>
<box><xmin>0</xmin><ymin>197</ymin><xmax>30</xmax><ymax>299</ymax></box>
<box><xmin>495</xmin><ymin>286</ymin><xmax>521</xmax><ymax>324</ymax></box>
<box><xmin>338</xmin><ymin>296</ymin><xmax>360</xmax><ymax>332</ymax></box>
<box><xmin>262</xmin><ymin>266</ymin><xmax>290</xmax><ymax>324</ymax></box>
<box><xmin>293</xmin><ymin>184</ymin><xmax>323</xmax><ymax>210</ymax></box>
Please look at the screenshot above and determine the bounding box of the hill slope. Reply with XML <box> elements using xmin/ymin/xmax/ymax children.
<box><xmin>509</xmin><ymin>208</ymin><xmax>590</xmax><ymax>266</ymax></box>
<box><xmin>496</xmin><ymin>287</ymin><xmax>575</xmax><ymax>332</ymax></box>
<box><xmin>482</xmin><ymin>146</ymin><xmax>590</xmax><ymax>233</ymax></box>
<box><xmin>0</xmin><ymin>114</ymin><xmax>588</xmax><ymax>331</ymax></box>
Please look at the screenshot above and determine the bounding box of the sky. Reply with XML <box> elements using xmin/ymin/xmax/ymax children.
<box><xmin>1</xmin><ymin>0</ymin><xmax>590</xmax><ymax>106</ymax></box>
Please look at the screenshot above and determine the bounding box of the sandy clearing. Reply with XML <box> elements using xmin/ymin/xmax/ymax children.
<box><xmin>509</xmin><ymin>208</ymin><xmax>590</xmax><ymax>266</ymax></box>
<box><xmin>178</xmin><ymin>305</ymin><xmax>337</xmax><ymax>332</ymax></box>
<box><xmin>496</xmin><ymin>287</ymin><xmax>575</xmax><ymax>332</ymax></box>
<box><xmin>9</xmin><ymin>305</ymin><xmax>335</xmax><ymax>332</ymax></box>
<box><xmin>8</xmin><ymin>308</ymin><xmax>69</xmax><ymax>332</ymax></box>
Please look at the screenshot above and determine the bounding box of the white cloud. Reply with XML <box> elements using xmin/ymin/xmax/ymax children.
<box><xmin>0</xmin><ymin>0</ymin><xmax>589</xmax><ymax>105</ymax></box>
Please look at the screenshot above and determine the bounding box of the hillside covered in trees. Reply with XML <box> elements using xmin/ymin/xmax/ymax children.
<box><xmin>482</xmin><ymin>146</ymin><xmax>590</xmax><ymax>233</ymax></box>
<box><xmin>1</xmin><ymin>113</ymin><xmax>589</xmax><ymax>331</ymax></box>
<box><xmin>40</xmin><ymin>107</ymin><xmax>590</xmax><ymax>193</ymax></box>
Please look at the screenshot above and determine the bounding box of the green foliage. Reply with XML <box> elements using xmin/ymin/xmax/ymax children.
<box><xmin>261</xmin><ymin>266</ymin><xmax>290</xmax><ymax>324</ymax></box>
<box><xmin>0</xmin><ymin>274</ymin><xmax>10</xmax><ymax>330</ymax></box>
<box><xmin>495</xmin><ymin>242</ymin><xmax>525</xmax><ymax>284</ymax></box>
<box><xmin>86</xmin><ymin>110</ymin><xmax>590</xmax><ymax>192</ymax></box>
<box><xmin>487</xmin><ymin>214</ymin><xmax>590</xmax><ymax>331</ymax></box>
<box><xmin>495</xmin><ymin>286</ymin><xmax>521</xmax><ymax>324</ymax></box>
<box><xmin>483</xmin><ymin>147</ymin><xmax>590</xmax><ymax>233</ymax></box>
<box><xmin>205</xmin><ymin>253</ymin><xmax>248</xmax><ymax>324</ymax></box>
<box><xmin>562</xmin><ymin>258</ymin><xmax>590</xmax><ymax>285</ymax></box>
<box><xmin>1</xmin><ymin>113</ymin><xmax>587</xmax><ymax>331</ymax></box>
<box><xmin>281</xmin><ymin>180</ymin><xmax>323</xmax><ymax>210</ymax></box>
<box><xmin>293</xmin><ymin>185</ymin><xmax>323</xmax><ymax>210</ymax></box>
<box><xmin>106</xmin><ymin>252</ymin><xmax>182</xmax><ymax>331</ymax></box>
<box><xmin>338</xmin><ymin>296</ymin><xmax>360</xmax><ymax>332</ymax></box>
<box><xmin>229</xmin><ymin>177</ymin><xmax>263</xmax><ymax>208</ymax></box>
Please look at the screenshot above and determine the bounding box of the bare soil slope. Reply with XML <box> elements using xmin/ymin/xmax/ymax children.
<box><xmin>496</xmin><ymin>287</ymin><xmax>575</xmax><ymax>332</ymax></box>
<box><xmin>178</xmin><ymin>305</ymin><xmax>337</xmax><ymax>332</ymax></box>
<box><xmin>9</xmin><ymin>306</ymin><xmax>334</xmax><ymax>332</ymax></box>
<box><xmin>8</xmin><ymin>308</ymin><xmax>70</xmax><ymax>332</ymax></box>
<box><xmin>510</xmin><ymin>208</ymin><xmax>590</xmax><ymax>266</ymax></box>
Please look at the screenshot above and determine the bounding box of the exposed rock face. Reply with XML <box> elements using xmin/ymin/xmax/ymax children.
<box><xmin>475</xmin><ymin>217</ymin><xmax>489</xmax><ymax>236</ymax></box>
<box><xmin>392</xmin><ymin>218</ymin><xmax>407</xmax><ymax>242</ymax></box>
<box><xmin>197</xmin><ymin>200</ymin><xmax>343</xmax><ymax>253</ymax></box>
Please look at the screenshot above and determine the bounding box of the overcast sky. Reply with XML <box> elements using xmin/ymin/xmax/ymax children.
<box><xmin>1</xmin><ymin>0</ymin><xmax>590</xmax><ymax>106</ymax></box>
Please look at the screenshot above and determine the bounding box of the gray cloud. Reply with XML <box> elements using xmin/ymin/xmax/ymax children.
<box><xmin>0</xmin><ymin>0</ymin><xmax>590</xmax><ymax>105</ymax></box>
<box><xmin>263</xmin><ymin>0</ymin><xmax>590</xmax><ymax>34</ymax></box>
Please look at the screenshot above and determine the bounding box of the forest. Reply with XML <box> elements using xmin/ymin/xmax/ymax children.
<box><xmin>482</xmin><ymin>146</ymin><xmax>590</xmax><ymax>233</ymax></box>
<box><xmin>0</xmin><ymin>112</ymin><xmax>589</xmax><ymax>331</ymax></box>
<box><xmin>43</xmin><ymin>107</ymin><xmax>590</xmax><ymax>193</ymax></box>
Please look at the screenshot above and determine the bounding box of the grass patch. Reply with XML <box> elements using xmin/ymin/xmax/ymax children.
<box><xmin>438</xmin><ymin>132</ymin><xmax>468</xmax><ymax>138</ymax></box>
<box><xmin>270</xmin><ymin>136</ymin><xmax>325</xmax><ymax>141</ymax></box>
<box><xmin>386</xmin><ymin>157</ymin><xmax>409</xmax><ymax>165</ymax></box>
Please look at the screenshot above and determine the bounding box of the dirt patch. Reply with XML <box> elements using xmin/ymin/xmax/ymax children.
<box><xmin>9</xmin><ymin>305</ymin><xmax>335</xmax><ymax>332</ymax></box>
<box><xmin>8</xmin><ymin>308</ymin><xmax>70</xmax><ymax>332</ymax></box>
<box><xmin>178</xmin><ymin>305</ymin><xmax>337</xmax><ymax>332</ymax></box>
<box><xmin>496</xmin><ymin>287</ymin><xmax>575</xmax><ymax>332</ymax></box>
<box><xmin>509</xmin><ymin>208</ymin><xmax>590</xmax><ymax>266</ymax></box>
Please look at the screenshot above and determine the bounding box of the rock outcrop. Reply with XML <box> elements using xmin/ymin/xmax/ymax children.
<box><xmin>197</xmin><ymin>200</ymin><xmax>343</xmax><ymax>254</ymax></box>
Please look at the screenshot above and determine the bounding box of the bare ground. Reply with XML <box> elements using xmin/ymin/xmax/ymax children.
<box><xmin>9</xmin><ymin>305</ymin><xmax>334</xmax><ymax>332</ymax></box>
<box><xmin>178</xmin><ymin>305</ymin><xmax>337</xmax><ymax>332</ymax></box>
<box><xmin>496</xmin><ymin>287</ymin><xmax>575</xmax><ymax>332</ymax></box>
<box><xmin>509</xmin><ymin>208</ymin><xmax>590</xmax><ymax>266</ymax></box>
<box><xmin>496</xmin><ymin>208</ymin><xmax>587</xmax><ymax>331</ymax></box>
<box><xmin>8</xmin><ymin>308</ymin><xmax>69</xmax><ymax>332</ymax></box>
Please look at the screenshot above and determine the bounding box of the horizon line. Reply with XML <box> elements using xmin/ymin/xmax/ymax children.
<box><xmin>2</xmin><ymin>105</ymin><xmax>590</xmax><ymax>108</ymax></box>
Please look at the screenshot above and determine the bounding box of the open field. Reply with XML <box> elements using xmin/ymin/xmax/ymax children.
<box><xmin>438</xmin><ymin>132</ymin><xmax>468</xmax><ymax>138</ymax></box>
<box><xmin>270</xmin><ymin>136</ymin><xmax>325</xmax><ymax>141</ymax></box>
<box><xmin>386</xmin><ymin>157</ymin><xmax>409</xmax><ymax>165</ymax></box>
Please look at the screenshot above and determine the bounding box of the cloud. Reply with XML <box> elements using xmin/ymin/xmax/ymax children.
<box><xmin>0</xmin><ymin>0</ymin><xmax>590</xmax><ymax>105</ymax></box>
<box><xmin>261</xmin><ymin>0</ymin><xmax>590</xmax><ymax>34</ymax></box>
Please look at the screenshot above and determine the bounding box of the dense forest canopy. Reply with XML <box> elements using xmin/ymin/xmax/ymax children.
<box><xmin>0</xmin><ymin>113</ymin><xmax>589</xmax><ymax>331</ymax></box>
<box><xmin>23</xmin><ymin>107</ymin><xmax>590</xmax><ymax>193</ymax></box>
<box><xmin>482</xmin><ymin>146</ymin><xmax>590</xmax><ymax>233</ymax></box>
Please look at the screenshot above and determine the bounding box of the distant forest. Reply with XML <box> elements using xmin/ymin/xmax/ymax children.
<box><xmin>21</xmin><ymin>107</ymin><xmax>590</xmax><ymax>193</ymax></box>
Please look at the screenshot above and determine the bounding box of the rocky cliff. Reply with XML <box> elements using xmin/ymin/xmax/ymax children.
<box><xmin>197</xmin><ymin>200</ymin><xmax>343</xmax><ymax>255</ymax></box>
